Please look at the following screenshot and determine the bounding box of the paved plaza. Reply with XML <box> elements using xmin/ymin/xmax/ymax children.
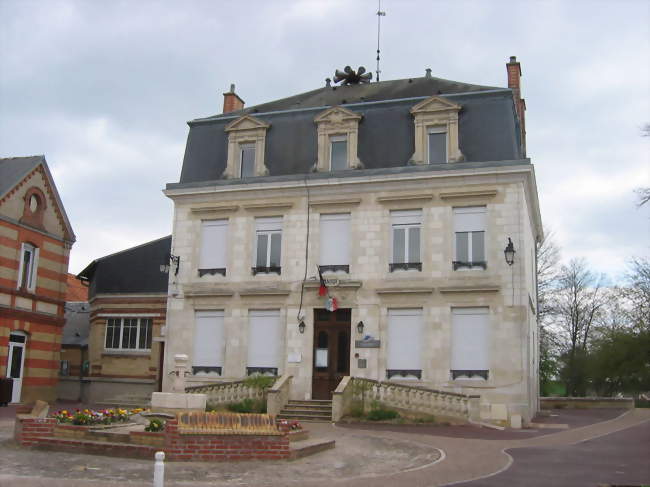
<box><xmin>0</xmin><ymin>406</ymin><xmax>647</xmax><ymax>487</ymax></box>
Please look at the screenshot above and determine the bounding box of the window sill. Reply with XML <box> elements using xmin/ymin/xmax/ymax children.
<box><xmin>386</xmin><ymin>369</ymin><xmax>422</xmax><ymax>380</ymax></box>
<box><xmin>319</xmin><ymin>265</ymin><xmax>349</xmax><ymax>274</ymax></box>
<box><xmin>452</xmin><ymin>261</ymin><xmax>487</xmax><ymax>271</ymax></box>
<box><xmin>192</xmin><ymin>366</ymin><xmax>222</xmax><ymax>376</ymax></box>
<box><xmin>198</xmin><ymin>268</ymin><xmax>226</xmax><ymax>277</ymax></box>
<box><xmin>450</xmin><ymin>369</ymin><xmax>489</xmax><ymax>380</ymax></box>
<box><xmin>246</xmin><ymin>367</ymin><xmax>278</xmax><ymax>376</ymax></box>
<box><xmin>389</xmin><ymin>263</ymin><xmax>422</xmax><ymax>272</ymax></box>
<box><xmin>102</xmin><ymin>350</ymin><xmax>151</xmax><ymax>358</ymax></box>
<box><xmin>251</xmin><ymin>266</ymin><xmax>281</xmax><ymax>276</ymax></box>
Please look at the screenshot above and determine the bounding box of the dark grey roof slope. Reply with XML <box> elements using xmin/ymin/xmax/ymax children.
<box><xmin>62</xmin><ymin>302</ymin><xmax>90</xmax><ymax>347</ymax></box>
<box><xmin>176</xmin><ymin>87</ymin><xmax>522</xmax><ymax>186</ymax></box>
<box><xmin>78</xmin><ymin>236</ymin><xmax>171</xmax><ymax>298</ymax></box>
<box><xmin>0</xmin><ymin>155</ymin><xmax>76</xmax><ymax>242</ymax></box>
<box><xmin>0</xmin><ymin>156</ymin><xmax>44</xmax><ymax>200</ymax></box>
<box><xmin>196</xmin><ymin>75</ymin><xmax>502</xmax><ymax>121</ymax></box>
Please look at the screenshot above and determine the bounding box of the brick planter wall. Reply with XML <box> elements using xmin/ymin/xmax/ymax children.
<box><xmin>16</xmin><ymin>417</ymin><xmax>289</xmax><ymax>461</ymax></box>
<box><xmin>15</xmin><ymin>417</ymin><xmax>56</xmax><ymax>446</ymax></box>
<box><xmin>164</xmin><ymin>419</ymin><xmax>290</xmax><ymax>461</ymax></box>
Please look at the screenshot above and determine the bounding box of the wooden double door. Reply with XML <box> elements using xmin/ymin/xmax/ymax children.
<box><xmin>312</xmin><ymin>309</ymin><xmax>351</xmax><ymax>400</ymax></box>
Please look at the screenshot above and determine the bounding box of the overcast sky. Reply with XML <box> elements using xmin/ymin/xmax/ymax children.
<box><xmin>1</xmin><ymin>0</ymin><xmax>648</xmax><ymax>279</ymax></box>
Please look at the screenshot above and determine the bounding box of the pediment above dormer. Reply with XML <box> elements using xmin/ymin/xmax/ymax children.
<box><xmin>224</xmin><ymin>115</ymin><xmax>270</xmax><ymax>132</ymax></box>
<box><xmin>410</xmin><ymin>96</ymin><xmax>461</xmax><ymax>114</ymax></box>
<box><xmin>314</xmin><ymin>106</ymin><xmax>362</xmax><ymax>125</ymax></box>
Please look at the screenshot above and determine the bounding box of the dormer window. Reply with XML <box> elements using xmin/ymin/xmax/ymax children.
<box><xmin>410</xmin><ymin>96</ymin><xmax>463</xmax><ymax>164</ymax></box>
<box><xmin>428</xmin><ymin>128</ymin><xmax>447</xmax><ymax>164</ymax></box>
<box><xmin>314</xmin><ymin>106</ymin><xmax>362</xmax><ymax>172</ymax></box>
<box><xmin>330</xmin><ymin>136</ymin><xmax>348</xmax><ymax>171</ymax></box>
<box><xmin>240</xmin><ymin>144</ymin><xmax>256</xmax><ymax>178</ymax></box>
<box><xmin>223</xmin><ymin>115</ymin><xmax>270</xmax><ymax>179</ymax></box>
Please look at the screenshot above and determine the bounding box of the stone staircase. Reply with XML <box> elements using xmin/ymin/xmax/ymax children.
<box><xmin>277</xmin><ymin>400</ymin><xmax>332</xmax><ymax>422</ymax></box>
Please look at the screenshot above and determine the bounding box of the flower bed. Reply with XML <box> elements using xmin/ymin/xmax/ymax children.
<box><xmin>51</xmin><ymin>408</ymin><xmax>146</xmax><ymax>426</ymax></box>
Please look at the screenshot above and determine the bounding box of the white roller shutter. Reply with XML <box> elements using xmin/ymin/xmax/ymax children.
<box><xmin>193</xmin><ymin>311</ymin><xmax>225</xmax><ymax>369</ymax></box>
<box><xmin>247</xmin><ymin>310</ymin><xmax>282</xmax><ymax>368</ymax></box>
<box><xmin>453</xmin><ymin>207</ymin><xmax>486</xmax><ymax>232</ymax></box>
<box><xmin>255</xmin><ymin>217</ymin><xmax>282</xmax><ymax>232</ymax></box>
<box><xmin>387</xmin><ymin>308</ymin><xmax>422</xmax><ymax>370</ymax></box>
<box><xmin>320</xmin><ymin>213</ymin><xmax>350</xmax><ymax>266</ymax></box>
<box><xmin>391</xmin><ymin>209</ymin><xmax>422</xmax><ymax>225</ymax></box>
<box><xmin>451</xmin><ymin>308</ymin><xmax>489</xmax><ymax>371</ymax></box>
<box><xmin>199</xmin><ymin>220</ymin><xmax>228</xmax><ymax>269</ymax></box>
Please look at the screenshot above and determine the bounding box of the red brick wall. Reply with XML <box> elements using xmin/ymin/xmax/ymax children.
<box><xmin>164</xmin><ymin>419</ymin><xmax>290</xmax><ymax>461</ymax></box>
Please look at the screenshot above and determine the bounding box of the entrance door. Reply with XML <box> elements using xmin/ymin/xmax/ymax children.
<box><xmin>7</xmin><ymin>332</ymin><xmax>27</xmax><ymax>403</ymax></box>
<box><xmin>312</xmin><ymin>309</ymin><xmax>351</xmax><ymax>400</ymax></box>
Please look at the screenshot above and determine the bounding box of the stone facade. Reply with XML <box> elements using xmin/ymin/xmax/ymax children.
<box><xmin>164</xmin><ymin>165</ymin><xmax>541</xmax><ymax>422</ymax></box>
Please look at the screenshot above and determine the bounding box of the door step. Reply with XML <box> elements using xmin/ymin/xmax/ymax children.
<box><xmin>278</xmin><ymin>400</ymin><xmax>332</xmax><ymax>422</ymax></box>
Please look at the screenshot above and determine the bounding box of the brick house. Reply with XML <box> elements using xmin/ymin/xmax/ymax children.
<box><xmin>76</xmin><ymin>236</ymin><xmax>170</xmax><ymax>403</ymax></box>
<box><xmin>0</xmin><ymin>156</ymin><xmax>75</xmax><ymax>403</ymax></box>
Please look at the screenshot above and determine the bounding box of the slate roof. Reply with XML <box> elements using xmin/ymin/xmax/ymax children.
<box><xmin>77</xmin><ymin>236</ymin><xmax>171</xmax><ymax>298</ymax></box>
<box><xmin>197</xmin><ymin>75</ymin><xmax>502</xmax><ymax>120</ymax></box>
<box><xmin>173</xmin><ymin>75</ymin><xmax>523</xmax><ymax>188</ymax></box>
<box><xmin>0</xmin><ymin>155</ymin><xmax>76</xmax><ymax>242</ymax></box>
<box><xmin>62</xmin><ymin>301</ymin><xmax>90</xmax><ymax>347</ymax></box>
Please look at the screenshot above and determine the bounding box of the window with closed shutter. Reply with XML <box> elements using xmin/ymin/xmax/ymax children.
<box><xmin>319</xmin><ymin>213</ymin><xmax>350</xmax><ymax>272</ymax></box>
<box><xmin>199</xmin><ymin>220</ymin><xmax>228</xmax><ymax>276</ymax></box>
<box><xmin>193</xmin><ymin>311</ymin><xmax>225</xmax><ymax>376</ymax></box>
<box><xmin>451</xmin><ymin>307</ymin><xmax>489</xmax><ymax>380</ymax></box>
<box><xmin>386</xmin><ymin>308</ymin><xmax>422</xmax><ymax>379</ymax></box>
<box><xmin>247</xmin><ymin>310</ymin><xmax>281</xmax><ymax>376</ymax></box>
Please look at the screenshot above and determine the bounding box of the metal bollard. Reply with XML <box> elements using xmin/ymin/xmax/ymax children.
<box><xmin>153</xmin><ymin>451</ymin><xmax>165</xmax><ymax>487</ymax></box>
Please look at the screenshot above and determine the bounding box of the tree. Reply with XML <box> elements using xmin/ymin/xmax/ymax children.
<box><xmin>550</xmin><ymin>259</ymin><xmax>607</xmax><ymax>396</ymax></box>
<box><xmin>620</xmin><ymin>258</ymin><xmax>650</xmax><ymax>330</ymax></box>
<box><xmin>635</xmin><ymin>188</ymin><xmax>650</xmax><ymax>208</ymax></box>
<box><xmin>536</xmin><ymin>229</ymin><xmax>562</xmax><ymax>395</ymax></box>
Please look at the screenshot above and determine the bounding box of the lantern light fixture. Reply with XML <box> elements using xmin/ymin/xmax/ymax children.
<box><xmin>356</xmin><ymin>321</ymin><xmax>365</xmax><ymax>334</ymax></box>
<box><xmin>504</xmin><ymin>238</ymin><xmax>516</xmax><ymax>266</ymax></box>
<box><xmin>298</xmin><ymin>320</ymin><xmax>306</xmax><ymax>334</ymax></box>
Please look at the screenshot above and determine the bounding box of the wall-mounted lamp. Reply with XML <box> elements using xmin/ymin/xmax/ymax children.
<box><xmin>298</xmin><ymin>320</ymin><xmax>306</xmax><ymax>334</ymax></box>
<box><xmin>160</xmin><ymin>253</ymin><xmax>181</xmax><ymax>275</ymax></box>
<box><xmin>504</xmin><ymin>238</ymin><xmax>516</xmax><ymax>266</ymax></box>
<box><xmin>356</xmin><ymin>321</ymin><xmax>365</xmax><ymax>334</ymax></box>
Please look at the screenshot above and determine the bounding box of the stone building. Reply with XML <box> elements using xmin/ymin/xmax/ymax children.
<box><xmin>162</xmin><ymin>58</ymin><xmax>543</xmax><ymax>422</ymax></box>
<box><xmin>0</xmin><ymin>156</ymin><xmax>75</xmax><ymax>403</ymax></box>
<box><xmin>76</xmin><ymin>236</ymin><xmax>170</xmax><ymax>403</ymax></box>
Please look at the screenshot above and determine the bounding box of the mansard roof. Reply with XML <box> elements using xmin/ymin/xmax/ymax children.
<box><xmin>173</xmin><ymin>74</ymin><xmax>523</xmax><ymax>188</ymax></box>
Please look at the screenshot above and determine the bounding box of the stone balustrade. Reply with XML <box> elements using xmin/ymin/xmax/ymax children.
<box><xmin>185</xmin><ymin>380</ymin><xmax>266</xmax><ymax>408</ymax></box>
<box><xmin>333</xmin><ymin>377</ymin><xmax>480</xmax><ymax>422</ymax></box>
<box><xmin>266</xmin><ymin>375</ymin><xmax>293</xmax><ymax>417</ymax></box>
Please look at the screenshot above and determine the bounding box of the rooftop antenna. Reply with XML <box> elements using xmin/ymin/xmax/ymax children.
<box><xmin>375</xmin><ymin>0</ymin><xmax>386</xmax><ymax>82</ymax></box>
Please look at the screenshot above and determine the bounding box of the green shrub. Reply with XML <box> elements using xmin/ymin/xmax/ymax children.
<box><xmin>635</xmin><ymin>399</ymin><xmax>650</xmax><ymax>408</ymax></box>
<box><xmin>413</xmin><ymin>414</ymin><xmax>436</xmax><ymax>424</ymax></box>
<box><xmin>226</xmin><ymin>398</ymin><xmax>267</xmax><ymax>414</ymax></box>
<box><xmin>366</xmin><ymin>407</ymin><xmax>399</xmax><ymax>421</ymax></box>
<box><xmin>145</xmin><ymin>418</ymin><xmax>164</xmax><ymax>432</ymax></box>
<box><xmin>349</xmin><ymin>404</ymin><xmax>364</xmax><ymax>418</ymax></box>
<box><xmin>243</xmin><ymin>375</ymin><xmax>276</xmax><ymax>390</ymax></box>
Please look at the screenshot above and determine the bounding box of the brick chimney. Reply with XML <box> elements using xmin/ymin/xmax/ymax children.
<box><xmin>222</xmin><ymin>83</ymin><xmax>245</xmax><ymax>114</ymax></box>
<box><xmin>506</xmin><ymin>56</ymin><xmax>526</xmax><ymax>157</ymax></box>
